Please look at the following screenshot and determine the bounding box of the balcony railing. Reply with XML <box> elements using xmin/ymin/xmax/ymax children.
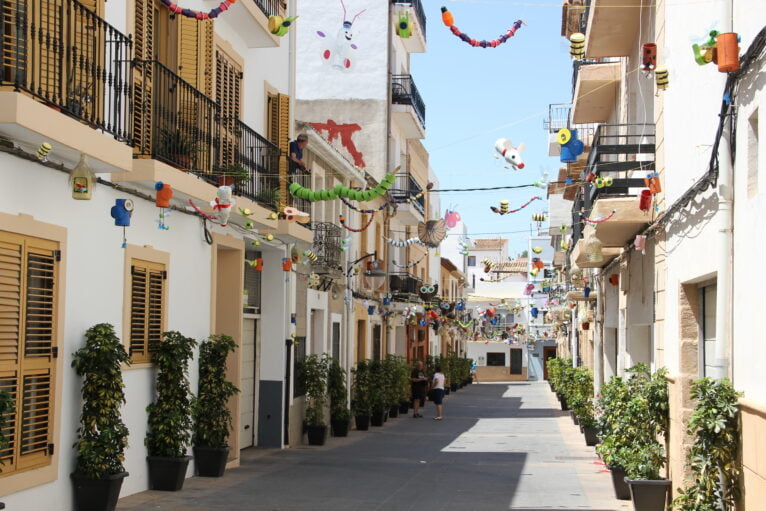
<box><xmin>390</xmin><ymin>272</ymin><xmax>421</xmax><ymax>298</ymax></box>
<box><xmin>544</xmin><ymin>103</ymin><xmax>572</xmax><ymax>133</ymax></box>
<box><xmin>310</xmin><ymin>222</ymin><xmax>342</xmax><ymax>272</ymax></box>
<box><xmin>391</xmin><ymin>172</ymin><xmax>425</xmax><ymax>214</ymax></box>
<box><xmin>391</xmin><ymin>74</ymin><xmax>425</xmax><ymax>127</ymax></box>
<box><xmin>252</xmin><ymin>0</ymin><xmax>285</xmax><ymax>18</ymax></box>
<box><xmin>0</xmin><ymin>0</ymin><xmax>133</xmax><ymax>142</ymax></box>
<box><xmin>288</xmin><ymin>170</ymin><xmax>312</xmax><ymax>217</ymax></box>
<box><xmin>392</xmin><ymin>0</ymin><xmax>426</xmax><ymax>41</ymax></box>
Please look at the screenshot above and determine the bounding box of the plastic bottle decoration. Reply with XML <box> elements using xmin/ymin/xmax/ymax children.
<box><xmin>246</xmin><ymin>258</ymin><xmax>264</xmax><ymax>272</ymax></box>
<box><xmin>494</xmin><ymin>139</ymin><xmax>526</xmax><ymax>170</ymax></box>
<box><xmin>500</xmin><ymin>200</ymin><xmax>509</xmax><ymax>213</ymax></box>
<box><xmin>716</xmin><ymin>33</ymin><xmax>740</xmax><ymax>73</ymax></box>
<box><xmin>444</xmin><ymin>209</ymin><xmax>461</xmax><ymax>229</ymax></box>
<box><xmin>570</xmin><ymin>33</ymin><xmax>585</xmax><ymax>60</ymax></box>
<box><xmin>308</xmin><ymin>273</ymin><xmax>321</xmax><ymax>290</ymax></box>
<box><xmin>212</xmin><ymin>186</ymin><xmax>235</xmax><ymax>226</ymax></box>
<box><xmin>642</xmin><ymin>43</ymin><xmax>657</xmax><ymax>71</ymax></box>
<box><xmin>158</xmin><ymin>0</ymin><xmax>238</xmax><ymax>19</ymax></box>
<box><xmin>532</xmin><ymin>246</ymin><xmax>543</xmax><ymax>254</ymax></box>
<box><xmin>532</xmin><ymin>257</ymin><xmax>545</xmax><ymax>270</ymax></box>
<box><xmin>110</xmin><ymin>199</ymin><xmax>133</xmax><ymax>248</ymax></box>
<box><xmin>290</xmin><ymin>247</ymin><xmax>302</xmax><ymax>265</ymax></box>
<box><xmin>531</xmin><ymin>307</ymin><xmax>539</xmax><ymax>318</ymax></box>
<box><xmin>524</xmin><ymin>283</ymin><xmax>535</xmax><ymax>296</ymax></box>
<box><xmin>558</xmin><ymin>128</ymin><xmax>585</xmax><ymax>163</ymax></box>
<box><xmin>396</xmin><ymin>11</ymin><xmax>411</xmax><ymax>38</ymax></box>
<box><xmin>36</xmin><ymin>142</ymin><xmax>52</xmax><ymax>162</ymax></box>
<box><xmin>639</xmin><ymin>189</ymin><xmax>653</xmax><ymax>212</ymax></box>
<box><xmin>532</xmin><ymin>213</ymin><xmax>547</xmax><ymax>223</ymax></box>
<box><xmin>441</xmin><ymin>6</ymin><xmax>454</xmax><ymax>26</ymax></box>
<box><xmin>585</xmin><ymin>172</ymin><xmax>597</xmax><ymax>182</ymax></box>
<box><xmin>303</xmin><ymin>250</ymin><xmax>318</xmax><ymax>264</ymax></box>
<box><xmin>268</xmin><ymin>15</ymin><xmax>298</xmax><ymax>36</ymax></box>
<box><xmin>634</xmin><ymin>234</ymin><xmax>647</xmax><ymax>253</ymax></box>
<box><xmin>692</xmin><ymin>30</ymin><xmax>719</xmax><ymax>66</ymax></box>
<box><xmin>581</xmin><ymin>321</ymin><xmax>590</xmax><ymax>331</ymax></box>
<box><xmin>154</xmin><ymin>182</ymin><xmax>173</xmax><ymax>230</ymax></box>
<box><xmin>583</xmin><ymin>286</ymin><xmax>591</xmax><ymax>298</ymax></box>
<box><xmin>340</xmin><ymin>237</ymin><xmax>351</xmax><ymax>252</ymax></box>
<box><xmin>481</xmin><ymin>258</ymin><xmax>494</xmax><ymax>273</ymax></box>
<box><xmin>595</xmin><ymin>176</ymin><xmax>614</xmax><ymax>188</ymax></box>
<box><xmin>283</xmin><ymin>206</ymin><xmax>310</xmax><ymax>223</ymax></box>
<box><xmin>70</xmin><ymin>154</ymin><xmax>95</xmax><ymax>200</ymax></box>
<box><xmin>584</xmin><ymin>234</ymin><xmax>604</xmax><ymax>263</ymax></box>
<box><xmin>644</xmin><ymin>172</ymin><xmax>662</xmax><ymax>194</ymax></box>
<box><xmin>289</xmin><ymin>172</ymin><xmax>395</xmax><ymax>202</ymax></box>
<box><xmin>609</xmin><ymin>274</ymin><xmax>619</xmax><ymax>286</ymax></box>
<box><xmin>655</xmin><ymin>67</ymin><xmax>669</xmax><ymax>90</ymax></box>
<box><xmin>368</xmin><ymin>305</ymin><xmax>376</xmax><ymax>315</ymax></box>
<box><xmin>282</xmin><ymin>257</ymin><xmax>292</xmax><ymax>272</ymax></box>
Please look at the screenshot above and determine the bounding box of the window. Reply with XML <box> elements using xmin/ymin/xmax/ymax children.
<box><xmin>700</xmin><ymin>284</ymin><xmax>717</xmax><ymax>378</ymax></box>
<box><xmin>216</xmin><ymin>46</ymin><xmax>243</xmax><ymax>169</ymax></box>
<box><xmin>267</xmin><ymin>91</ymin><xmax>291</xmax><ymax>176</ymax></box>
<box><xmin>487</xmin><ymin>352</ymin><xmax>505</xmax><ymax>366</ymax></box>
<box><xmin>372</xmin><ymin>324</ymin><xmax>381</xmax><ymax>361</ymax></box>
<box><xmin>0</xmin><ymin>231</ymin><xmax>59</xmax><ymax>476</ymax></box>
<box><xmin>128</xmin><ymin>259</ymin><xmax>166</xmax><ymax>363</ymax></box>
<box><xmin>332</xmin><ymin>322</ymin><xmax>341</xmax><ymax>361</ymax></box>
<box><xmin>467</xmin><ymin>256</ymin><xmax>476</xmax><ymax>267</ymax></box>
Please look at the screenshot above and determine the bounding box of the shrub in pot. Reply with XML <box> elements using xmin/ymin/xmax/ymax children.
<box><xmin>368</xmin><ymin>360</ymin><xmax>387</xmax><ymax>426</ymax></box>
<box><xmin>146</xmin><ymin>331</ymin><xmax>196</xmax><ymax>491</ymax></box>
<box><xmin>569</xmin><ymin>367</ymin><xmax>598</xmax><ymax>446</ymax></box>
<box><xmin>673</xmin><ymin>377</ymin><xmax>741</xmax><ymax>511</ymax></box>
<box><xmin>597</xmin><ymin>374</ymin><xmax>632</xmax><ymax>500</ymax></box>
<box><xmin>351</xmin><ymin>360</ymin><xmax>371</xmax><ymax>430</ymax></box>
<box><xmin>299</xmin><ymin>354</ymin><xmax>330</xmax><ymax>445</ymax></box>
<box><xmin>383</xmin><ymin>355</ymin><xmax>401</xmax><ymax>418</ymax></box>
<box><xmin>71</xmin><ymin>323</ymin><xmax>130</xmax><ymax>511</ymax></box>
<box><xmin>328</xmin><ymin>358</ymin><xmax>350</xmax><ymax>437</ymax></box>
<box><xmin>193</xmin><ymin>335</ymin><xmax>240</xmax><ymax>476</ymax></box>
<box><xmin>397</xmin><ymin>357</ymin><xmax>411</xmax><ymax>413</ymax></box>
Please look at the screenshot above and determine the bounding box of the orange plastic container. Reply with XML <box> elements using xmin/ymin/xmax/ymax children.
<box><xmin>716</xmin><ymin>32</ymin><xmax>740</xmax><ymax>73</ymax></box>
<box><xmin>642</xmin><ymin>43</ymin><xmax>657</xmax><ymax>70</ymax></box>
<box><xmin>441</xmin><ymin>7</ymin><xmax>454</xmax><ymax>27</ymax></box>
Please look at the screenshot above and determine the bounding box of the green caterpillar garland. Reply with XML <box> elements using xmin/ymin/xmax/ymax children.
<box><xmin>289</xmin><ymin>173</ymin><xmax>396</xmax><ymax>202</ymax></box>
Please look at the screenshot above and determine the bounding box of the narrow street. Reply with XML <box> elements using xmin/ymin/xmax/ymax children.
<box><xmin>117</xmin><ymin>382</ymin><xmax>630</xmax><ymax>511</ymax></box>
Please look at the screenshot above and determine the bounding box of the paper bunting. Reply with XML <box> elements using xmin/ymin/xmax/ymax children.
<box><xmin>441</xmin><ymin>7</ymin><xmax>524</xmax><ymax>49</ymax></box>
<box><xmin>289</xmin><ymin>173</ymin><xmax>395</xmax><ymax>202</ymax></box>
<box><xmin>490</xmin><ymin>196</ymin><xmax>542</xmax><ymax>215</ymax></box>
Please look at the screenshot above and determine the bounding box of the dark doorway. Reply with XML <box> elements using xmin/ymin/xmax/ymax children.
<box><xmin>543</xmin><ymin>347</ymin><xmax>557</xmax><ymax>380</ymax></box>
<box><xmin>510</xmin><ymin>349</ymin><xmax>523</xmax><ymax>375</ymax></box>
<box><xmin>283</xmin><ymin>339</ymin><xmax>292</xmax><ymax>446</ymax></box>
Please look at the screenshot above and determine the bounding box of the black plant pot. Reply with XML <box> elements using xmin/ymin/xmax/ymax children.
<box><xmin>450</xmin><ymin>383</ymin><xmax>458</xmax><ymax>392</ymax></box>
<box><xmin>399</xmin><ymin>402</ymin><xmax>409</xmax><ymax>414</ymax></box>
<box><xmin>370</xmin><ymin>411</ymin><xmax>385</xmax><ymax>427</ymax></box>
<box><xmin>193</xmin><ymin>446</ymin><xmax>229</xmax><ymax>477</ymax></box>
<box><xmin>581</xmin><ymin>426</ymin><xmax>599</xmax><ymax>446</ymax></box>
<box><xmin>71</xmin><ymin>471</ymin><xmax>128</xmax><ymax>511</ymax></box>
<box><xmin>331</xmin><ymin>418</ymin><xmax>350</xmax><ymax>437</ymax></box>
<box><xmin>559</xmin><ymin>395</ymin><xmax>569</xmax><ymax>411</ymax></box>
<box><xmin>147</xmin><ymin>456</ymin><xmax>192</xmax><ymax>491</ymax></box>
<box><xmin>445</xmin><ymin>387</ymin><xmax>451</xmax><ymax>395</ymax></box>
<box><xmin>626</xmin><ymin>478</ymin><xmax>670</xmax><ymax>511</ymax></box>
<box><xmin>608</xmin><ymin>466</ymin><xmax>631</xmax><ymax>500</ymax></box>
<box><xmin>306</xmin><ymin>424</ymin><xmax>327</xmax><ymax>445</ymax></box>
<box><xmin>389</xmin><ymin>405</ymin><xmax>399</xmax><ymax>418</ymax></box>
<box><xmin>467</xmin><ymin>376</ymin><xmax>473</xmax><ymax>383</ymax></box>
<box><xmin>570</xmin><ymin>410</ymin><xmax>579</xmax><ymax>425</ymax></box>
<box><xmin>355</xmin><ymin>415</ymin><xmax>370</xmax><ymax>431</ymax></box>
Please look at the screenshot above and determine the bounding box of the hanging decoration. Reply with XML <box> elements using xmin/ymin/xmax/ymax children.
<box><xmin>532</xmin><ymin>246</ymin><xmax>543</xmax><ymax>255</ymax></box>
<box><xmin>391</xmin><ymin>252</ymin><xmax>428</xmax><ymax>269</ymax></box>
<box><xmin>532</xmin><ymin>213</ymin><xmax>547</xmax><ymax>223</ymax></box>
<box><xmin>456</xmin><ymin>319</ymin><xmax>474</xmax><ymax>329</ymax></box>
<box><xmin>290</xmin><ymin>172</ymin><xmax>395</xmax><ymax>202</ymax></box>
<box><xmin>418</xmin><ymin>284</ymin><xmax>438</xmax><ymax>302</ymax></box>
<box><xmin>581</xmin><ymin>209</ymin><xmax>617</xmax><ymax>224</ymax></box>
<box><xmin>558</xmin><ymin>128</ymin><xmax>585</xmax><ymax>163</ymax></box>
<box><xmin>340</xmin><ymin>237</ymin><xmax>351</xmax><ymax>252</ymax></box>
<box><xmin>417</xmin><ymin>219</ymin><xmax>447</xmax><ymax>247</ymax></box>
<box><xmin>282</xmin><ymin>258</ymin><xmax>293</xmax><ymax>272</ymax></box>
<box><xmin>317</xmin><ymin>0</ymin><xmax>366</xmax><ymax>71</ymax></box>
<box><xmin>36</xmin><ymin>142</ymin><xmax>52</xmax><ymax>162</ymax></box>
<box><xmin>396</xmin><ymin>11</ymin><xmax>411</xmax><ymax>38</ymax></box>
<box><xmin>634</xmin><ymin>234</ymin><xmax>647</xmax><ymax>253</ymax></box>
<box><xmin>531</xmin><ymin>257</ymin><xmax>545</xmax><ymax>270</ymax></box>
<box><xmin>490</xmin><ymin>196</ymin><xmax>541</xmax><ymax>215</ymax></box>
<box><xmin>387</xmin><ymin>237</ymin><xmax>428</xmax><ymax>248</ymax></box>
<box><xmin>268</xmin><ymin>15</ymin><xmax>298</xmax><ymax>36</ymax></box>
<box><xmin>155</xmin><ymin>182</ymin><xmax>173</xmax><ymax>231</ymax></box>
<box><xmin>644</xmin><ymin>172</ymin><xmax>662</xmax><ymax>194</ymax></box>
<box><xmin>440</xmin><ymin>7</ymin><xmax>523</xmax><ymax>49</ymax></box>
<box><xmin>110</xmin><ymin>199</ymin><xmax>133</xmax><ymax>249</ymax></box>
<box><xmin>639</xmin><ymin>189</ymin><xmax>653</xmax><ymax>212</ymax></box>
<box><xmin>594</xmin><ymin>176</ymin><xmax>614</xmax><ymax>189</ymax></box>
<box><xmin>494</xmin><ymin>139</ymin><xmax>526</xmax><ymax>170</ymax></box>
<box><xmin>283</xmin><ymin>206</ymin><xmax>310</xmax><ymax>223</ymax></box>
<box><xmin>524</xmin><ymin>283</ymin><xmax>535</xmax><ymax>296</ymax></box>
<box><xmin>716</xmin><ymin>33</ymin><xmax>740</xmax><ymax>73</ymax></box>
<box><xmin>290</xmin><ymin>247</ymin><xmax>302</xmax><ymax>265</ymax></box>
<box><xmin>158</xmin><ymin>0</ymin><xmax>237</xmax><ymax>20</ymax></box>
<box><xmin>584</xmin><ymin>234</ymin><xmax>604</xmax><ymax>263</ymax></box>
<box><xmin>246</xmin><ymin>258</ymin><xmax>264</xmax><ymax>272</ymax></box>
<box><xmin>339</xmin><ymin>212</ymin><xmax>375</xmax><ymax>232</ymax></box>
<box><xmin>570</xmin><ymin>33</ymin><xmax>585</xmax><ymax>60</ymax></box>
<box><xmin>459</xmin><ymin>241</ymin><xmax>470</xmax><ymax>256</ymax></box>
<box><xmin>70</xmin><ymin>154</ymin><xmax>95</xmax><ymax>200</ymax></box>
<box><xmin>655</xmin><ymin>67</ymin><xmax>669</xmax><ymax>90</ymax></box>
<box><xmin>308</xmin><ymin>273</ymin><xmax>322</xmax><ymax>290</ymax></box>
<box><xmin>303</xmin><ymin>250</ymin><xmax>318</xmax><ymax>264</ymax></box>
<box><xmin>692</xmin><ymin>29</ymin><xmax>719</xmax><ymax>66</ymax></box>
<box><xmin>481</xmin><ymin>258</ymin><xmax>494</xmax><ymax>273</ymax></box>
<box><xmin>642</xmin><ymin>43</ymin><xmax>657</xmax><ymax>72</ymax></box>
<box><xmin>609</xmin><ymin>274</ymin><xmax>619</xmax><ymax>286</ymax></box>
<box><xmin>444</xmin><ymin>209</ymin><xmax>461</xmax><ymax>229</ymax></box>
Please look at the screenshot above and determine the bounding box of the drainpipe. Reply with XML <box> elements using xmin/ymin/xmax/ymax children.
<box><xmin>592</xmin><ymin>272</ymin><xmax>603</xmax><ymax>395</ymax></box>
<box><xmin>571</xmin><ymin>307</ymin><xmax>578</xmax><ymax>368</ymax></box>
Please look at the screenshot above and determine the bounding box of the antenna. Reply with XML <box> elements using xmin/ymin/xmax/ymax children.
<box><xmin>340</xmin><ymin>0</ymin><xmax>347</xmax><ymax>21</ymax></box>
<box><xmin>351</xmin><ymin>9</ymin><xmax>367</xmax><ymax>24</ymax></box>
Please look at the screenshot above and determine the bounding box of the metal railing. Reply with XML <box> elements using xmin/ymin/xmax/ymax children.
<box><xmin>0</xmin><ymin>0</ymin><xmax>133</xmax><ymax>142</ymax></box>
<box><xmin>544</xmin><ymin>103</ymin><xmax>572</xmax><ymax>132</ymax></box>
<box><xmin>392</xmin><ymin>0</ymin><xmax>426</xmax><ymax>41</ymax></box>
<box><xmin>391</xmin><ymin>74</ymin><xmax>425</xmax><ymax>127</ymax></box>
<box><xmin>252</xmin><ymin>0</ymin><xmax>284</xmax><ymax>18</ymax></box>
<box><xmin>288</xmin><ymin>170</ymin><xmax>311</xmax><ymax>217</ymax></box>
<box><xmin>390</xmin><ymin>272</ymin><xmax>421</xmax><ymax>297</ymax></box>
<box><xmin>310</xmin><ymin>222</ymin><xmax>342</xmax><ymax>271</ymax></box>
<box><xmin>391</xmin><ymin>172</ymin><xmax>425</xmax><ymax>214</ymax></box>
<box><xmin>224</xmin><ymin>121</ymin><xmax>281</xmax><ymax>208</ymax></box>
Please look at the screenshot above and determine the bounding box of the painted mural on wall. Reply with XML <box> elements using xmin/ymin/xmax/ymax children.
<box><xmin>296</xmin><ymin>0</ymin><xmax>388</xmax><ymax>180</ymax></box>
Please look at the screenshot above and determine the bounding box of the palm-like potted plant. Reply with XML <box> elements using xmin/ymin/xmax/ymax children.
<box><xmin>328</xmin><ymin>358</ymin><xmax>351</xmax><ymax>437</ymax></box>
<box><xmin>0</xmin><ymin>389</ymin><xmax>14</xmax><ymax>510</ymax></box>
<box><xmin>146</xmin><ymin>331</ymin><xmax>197</xmax><ymax>491</ymax></box>
<box><xmin>368</xmin><ymin>360</ymin><xmax>387</xmax><ymax>426</ymax></box>
<box><xmin>193</xmin><ymin>335</ymin><xmax>240</xmax><ymax>477</ymax></box>
<box><xmin>70</xmin><ymin>323</ymin><xmax>131</xmax><ymax>511</ymax></box>
<box><xmin>299</xmin><ymin>354</ymin><xmax>330</xmax><ymax>445</ymax></box>
<box><xmin>351</xmin><ymin>360</ymin><xmax>371</xmax><ymax>430</ymax></box>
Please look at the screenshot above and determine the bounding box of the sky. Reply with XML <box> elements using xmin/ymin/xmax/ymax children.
<box><xmin>412</xmin><ymin>0</ymin><xmax>574</xmax><ymax>257</ymax></box>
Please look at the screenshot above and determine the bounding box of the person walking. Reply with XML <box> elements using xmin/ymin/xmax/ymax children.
<box><xmin>431</xmin><ymin>365</ymin><xmax>446</xmax><ymax>420</ymax></box>
<box><xmin>410</xmin><ymin>361</ymin><xmax>428</xmax><ymax>418</ymax></box>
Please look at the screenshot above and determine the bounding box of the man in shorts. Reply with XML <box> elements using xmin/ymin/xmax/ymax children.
<box><xmin>410</xmin><ymin>360</ymin><xmax>428</xmax><ymax>418</ymax></box>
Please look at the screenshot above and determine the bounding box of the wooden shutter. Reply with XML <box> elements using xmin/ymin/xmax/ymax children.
<box><xmin>177</xmin><ymin>17</ymin><xmax>213</xmax><ymax>96</ymax></box>
<box><xmin>215</xmin><ymin>48</ymin><xmax>242</xmax><ymax>168</ymax></box>
<box><xmin>0</xmin><ymin>231</ymin><xmax>57</xmax><ymax>476</ymax></box>
<box><xmin>132</xmin><ymin>0</ymin><xmax>155</xmax><ymax>155</ymax></box>
<box><xmin>129</xmin><ymin>260</ymin><xmax>165</xmax><ymax>363</ymax></box>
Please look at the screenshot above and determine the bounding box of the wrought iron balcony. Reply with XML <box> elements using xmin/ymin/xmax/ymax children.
<box><xmin>392</xmin><ymin>0</ymin><xmax>426</xmax><ymax>40</ymax></box>
<box><xmin>0</xmin><ymin>0</ymin><xmax>133</xmax><ymax>142</ymax></box>
<box><xmin>310</xmin><ymin>222</ymin><xmax>343</xmax><ymax>272</ymax></box>
<box><xmin>390</xmin><ymin>272</ymin><xmax>421</xmax><ymax>299</ymax></box>
<box><xmin>252</xmin><ymin>0</ymin><xmax>285</xmax><ymax>18</ymax></box>
<box><xmin>544</xmin><ymin>103</ymin><xmax>572</xmax><ymax>133</ymax></box>
<box><xmin>391</xmin><ymin>172</ymin><xmax>425</xmax><ymax>215</ymax></box>
<box><xmin>391</xmin><ymin>74</ymin><xmax>425</xmax><ymax>127</ymax></box>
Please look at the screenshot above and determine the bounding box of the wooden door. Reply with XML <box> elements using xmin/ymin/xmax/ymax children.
<box><xmin>543</xmin><ymin>347</ymin><xmax>557</xmax><ymax>380</ymax></box>
<box><xmin>510</xmin><ymin>348</ymin><xmax>523</xmax><ymax>375</ymax></box>
<box><xmin>240</xmin><ymin>318</ymin><xmax>256</xmax><ymax>449</ymax></box>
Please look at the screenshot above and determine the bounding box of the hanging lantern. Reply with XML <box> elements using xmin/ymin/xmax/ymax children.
<box><xmin>70</xmin><ymin>154</ymin><xmax>95</xmax><ymax>200</ymax></box>
<box><xmin>569</xmin><ymin>32</ymin><xmax>585</xmax><ymax>60</ymax></box>
<box><xmin>584</xmin><ymin>234</ymin><xmax>604</xmax><ymax>263</ymax></box>
<box><xmin>642</xmin><ymin>43</ymin><xmax>657</xmax><ymax>71</ymax></box>
<box><xmin>716</xmin><ymin>33</ymin><xmax>740</xmax><ymax>73</ymax></box>
<box><xmin>639</xmin><ymin>189</ymin><xmax>653</xmax><ymax>211</ymax></box>
<box><xmin>655</xmin><ymin>67</ymin><xmax>669</xmax><ymax>90</ymax></box>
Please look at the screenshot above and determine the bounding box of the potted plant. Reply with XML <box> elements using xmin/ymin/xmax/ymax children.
<box><xmin>0</xmin><ymin>389</ymin><xmax>13</xmax><ymax>509</ymax></box>
<box><xmin>368</xmin><ymin>360</ymin><xmax>387</xmax><ymax>426</ymax></box>
<box><xmin>146</xmin><ymin>331</ymin><xmax>197</xmax><ymax>491</ymax></box>
<box><xmin>221</xmin><ymin>164</ymin><xmax>251</xmax><ymax>189</ymax></box>
<box><xmin>299</xmin><ymin>354</ymin><xmax>330</xmax><ymax>445</ymax></box>
<box><xmin>70</xmin><ymin>323</ymin><xmax>130</xmax><ymax>511</ymax></box>
<box><xmin>193</xmin><ymin>335</ymin><xmax>240</xmax><ymax>477</ymax></box>
<box><xmin>255</xmin><ymin>187</ymin><xmax>280</xmax><ymax>211</ymax></box>
<box><xmin>673</xmin><ymin>377</ymin><xmax>741</xmax><ymax>511</ymax></box>
<box><xmin>351</xmin><ymin>360</ymin><xmax>371</xmax><ymax>430</ymax></box>
<box><xmin>596</xmin><ymin>374</ymin><xmax>632</xmax><ymax>500</ymax></box>
<box><xmin>397</xmin><ymin>358</ymin><xmax>411</xmax><ymax>414</ymax></box>
<box><xmin>159</xmin><ymin>129</ymin><xmax>195</xmax><ymax>169</ymax></box>
<box><xmin>569</xmin><ymin>367</ymin><xmax>598</xmax><ymax>446</ymax></box>
<box><xmin>384</xmin><ymin>355</ymin><xmax>401</xmax><ymax>418</ymax></box>
<box><xmin>328</xmin><ymin>358</ymin><xmax>351</xmax><ymax>437</ymax></box>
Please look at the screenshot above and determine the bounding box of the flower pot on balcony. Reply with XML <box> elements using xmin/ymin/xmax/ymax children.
<box><xmin>71</xmin><ymin>471</ymin><xmax>128</xmax><ymax>511</ymax></box>
<box><xmin>608</xmin><ymin>466</ymin><xmax>631</xmax><ymax>500</ymax></box>
<box><xmin>626</xmin><ymin>478</ymin><xmax>670</xmax><ymax>510</ymax></box>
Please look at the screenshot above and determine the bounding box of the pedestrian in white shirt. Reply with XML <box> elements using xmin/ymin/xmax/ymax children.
<box><xmin>431</xmin><ymin>366</ymin><xmax>446</xmax><ymax>420</ymax></box>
